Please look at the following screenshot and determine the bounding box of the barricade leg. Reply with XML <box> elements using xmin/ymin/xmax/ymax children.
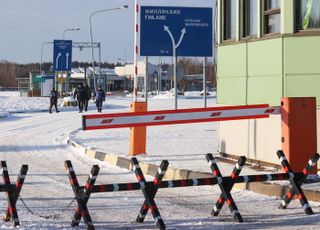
<box><xmin>136</xmin><ymin>160</ymin><xmax>169</xmax><ymax>223</ymax></box>
<box><xmin>206</xmin><ymin>154</ymin><xmax>246</xmax><ymax>217</ymax></box>
<box><xmin>3</xmin><ymin>164</ymin><xmax>28</xmax><ymax>222</ymax></box>
<box><xmin>206</xmin><ymin>154</ymin><xmax>245</xmax><ymax>222</ymax></box>
<box><xmin>1</xmin><ymin>161</ymin><xmax>20</xmax><ymax>227</ymax></box>
<box><xmin>65</xmin><ymin>161</ymin><xmax>99</xmax><ymax>229</ymax></box>
<box><xmin>277</xmin><ymin>150</ymin><xmax>319</xmax><ymax>214</ymax></box>
<box><xmin>131</xmin><ymin>158</ymin><xmax>166</xmax><ymax>230</ymax></box>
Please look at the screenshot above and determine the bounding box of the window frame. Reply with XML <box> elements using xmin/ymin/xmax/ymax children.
<box><xmin>223</xmin><ymin>0</ymin><xmax>237</xmax><ymax>41</ymax></box>
<box><xmin>295</xmin><ymin>0</ymin><xmax>320</xmax><ymax>32</ymax></box>
<box><xmin>264</xmin><ymin>0</ymin><xmax>281</xmax><ymax>35</ymax></box>
<box><xmin>242</xmin><ymin>0</ymin><xmax>258</xmax><ymax>39</ymax></box>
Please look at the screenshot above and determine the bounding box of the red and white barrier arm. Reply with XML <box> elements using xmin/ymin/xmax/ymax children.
<box><xmin>82</xmin><ymin>104</ymin><xmax>280</xmax><ymax>131</ymax></box>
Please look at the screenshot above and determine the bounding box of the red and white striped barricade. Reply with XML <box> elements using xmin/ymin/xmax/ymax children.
<box><xmin>65</xmin><ymin>150</ymin><xmax>318</xmax><ymax>229</ymax></box>
<box><xmin>82</xmin><ymin>104</ymin><xmax>280</xmax><ymax>130</ymax></box>
<box><xmin>1</xmin><ymin>161</ymin><xmax>28</xmax><ymax>227</ymax></box>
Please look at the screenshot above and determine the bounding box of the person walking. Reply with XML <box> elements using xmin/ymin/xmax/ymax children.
<box><xmin>95</xmin><ymin>85</ymin><xmax>105</xmax><ymax>113</ymax></box>
<box><xmin>73</xmin><ymin>83</ymin><xmax>86</xmax><ymax>113</ymax></box>
<box><xmin>49</xmin><ymin>88</ymin><xmax>59</xmax><ymax>113</ymax></box>
<box><xmin>84</xmin><ymin>83</ymin><xmax>91</xmax><ymax>112</ymax></box>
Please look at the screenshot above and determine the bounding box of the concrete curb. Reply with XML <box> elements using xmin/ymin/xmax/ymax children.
<box><xmin>67</xmin><ymin>135</ymin><xmax>320</xmax><ymax>202</ymax></box>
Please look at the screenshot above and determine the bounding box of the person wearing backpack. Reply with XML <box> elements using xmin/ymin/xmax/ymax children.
<box><xmin>49</xmin><ymin>88</ymin><xmax>59</xmax><ymax>113</ymax></box>
<box><xmin>95</xmin><ymin>85</ymin><xmax>105</xmax><ymax>112</ymax></box>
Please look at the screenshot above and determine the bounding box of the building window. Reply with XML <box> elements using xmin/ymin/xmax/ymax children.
<box><xmin>243</xmin><ymin>0</ymin><xmax>258</xmax><ymax>37</ymax></box>
<box><xmin>297</xmin><ymin>0</ymin><xmax>320</xmax><ymax>30</ymax></box>
<box><xmin>264</xmin><ymin>0</ymin><xmax>281</xmax><ymax>34</ymax></box>
<box><xmin>224</xmin><ymin>0</ymin><xmax>237</xmax><ymax>40</ymax></box>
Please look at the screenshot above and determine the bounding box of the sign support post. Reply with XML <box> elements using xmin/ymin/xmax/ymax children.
<box><xmin>145</xmin><ymin>56</ymin><xmax>148</xmax><ymax>103</ymax></box>
<box><xmin>174</xmin><ymin>55</ymin><xmax>177</xmax><ymax>109</ymax></box>
<box><xmin>203</xmin><ymin>57</ymin><xmax>207</xmax><ymax>108</ymax></box>
<box><xmin>158</xmin><ymin>58</ymin><xmax>162</xmax><ymax>94</ymax></box>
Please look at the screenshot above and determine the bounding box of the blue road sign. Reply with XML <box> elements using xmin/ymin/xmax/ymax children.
<box><xmin>140</xmin><ymin>6</ymin><xmax>213</xmax><ymax>57</ymax></box>
<box><xmin>53</xmin><ymin>40</ymin><xmax>72</xmax><ymax>71</ymax></box>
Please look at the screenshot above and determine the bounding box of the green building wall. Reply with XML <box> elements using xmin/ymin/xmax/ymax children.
<box><xmin>217</xmin><ymin>0</ymin><xmax>320</xmax><ymax>107</ymax></box>
<box><xmin>217</xmin><ymin>36</ymin><xmax>320</xmax><ymax>107</ymax></box>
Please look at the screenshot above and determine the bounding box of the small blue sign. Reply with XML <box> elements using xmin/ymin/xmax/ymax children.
<box><xmin>140</xmin><ymin>6</ymin><xmax>213</xmax><ymax>57</ymax></box>
<box><xmin>53</xmin><ymin>40</ymin><xmax>72</xmax><ymax>71</ymax></box>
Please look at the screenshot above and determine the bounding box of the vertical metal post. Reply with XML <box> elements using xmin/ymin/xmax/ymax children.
<box><xmin>133</xmin><ymin>0</ymin><xmax>139</xmax><ymax>102</ymax></box>
<box><xmin>203</xmin><ymin>57</ymin><xmax>207</xmax><ymax>108</ymax></box>
<box><xmin>66</xmin><ymin>71</ymin><xmax>69</xmax><ymax>95</ymax></box>
<box><xmin>98</xmin><ymin>43</ymin><xmax>103</xmax><ymax>90</ymax></box>
<box><xmin>145</xmin><ymin>56</ymin><xmax>148</xmax><ymax>103</ymax></box>
<box><xmin>40</xmin><ymin>42</ymin><xmax>51</xmax><ymax>75</ymax></box>
<box><xmin>55</xmin><ymin>71</ymin><xmax>57</xmax><ymax>90</ymax></box>
<box><xmin>89</xmin><ymin>14</ymin><xmax>97</xmax><ymax>91</ymax></box>
<box><xmin>40</xmin><ymin>43</ymin><xmax>44</xmax><ymax>75</ymax></box>
<box><xmin>173</xmin><ymin>51</ymin><xmax>177</xmax><ymax>110</ymax></box>
<box><xmin>158</xmin><ymin>57</ymin><xmax>161</xmax><ymax>94</ymax></box>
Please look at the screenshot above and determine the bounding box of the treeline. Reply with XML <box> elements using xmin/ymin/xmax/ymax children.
<box><xmin>0</xmin><ymin>61</ymin><xmax>30</xmax><ymax>87</ymax></box>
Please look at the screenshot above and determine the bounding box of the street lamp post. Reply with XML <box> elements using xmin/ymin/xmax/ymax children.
<box><xmin>62</xmin><ymin>27</ymin><xmax>80</xmax><ymax>95</ymax></box>
<box><xmin>40</xmin><ymin>41</ymin><xmax>53</xmax><ymax>75</ymax></box>
<box><xmin>63</xmin><ymin>27</ymin><xmax>80</xmax><ymax>40</ymax></box>
<box><xmin>89</xmin><ymin>5</ymin><xmax>128</xmax><ymax>91</ymax></box>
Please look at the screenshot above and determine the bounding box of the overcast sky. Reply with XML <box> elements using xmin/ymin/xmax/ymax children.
<box><xmin>0</xmin><ymin>0</ymin><xmax>214</xmax><ymax>64</ymax></box>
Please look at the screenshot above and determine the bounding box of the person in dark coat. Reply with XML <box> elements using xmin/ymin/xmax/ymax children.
<box><xmin>49</xmin><ymin>88</ymin><xmax>59</xmax><ymax>113</ymax></box>
<box><xmin>84</xmin><ymin>83</ymin><xmax>91</xmax><ymax>112</ymax></box>
<box><xmin>95</xmin><ymin>85</ymin><xmax>105</xmax><ymax>113</ymax></box>
<box><xmin>73</xmin><ymin>83</ymin><xmax>86</xmax><ymax>113</ymax></box>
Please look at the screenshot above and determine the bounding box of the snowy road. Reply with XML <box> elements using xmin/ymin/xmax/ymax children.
<box><xmin>0</xmin><ymin>96</ymin><xmax>320</xmax><ymax>229</ymax></box>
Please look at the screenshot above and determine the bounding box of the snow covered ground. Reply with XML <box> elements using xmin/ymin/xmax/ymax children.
<box><xmin>1</xmin><ymin>91</ymin><xmax>320</xmax><ymax>229</ymax></box>
<box><xmin>0</xmin><ymin>91</ymin><xmax>52</xmax><ymax>113</ymax></box>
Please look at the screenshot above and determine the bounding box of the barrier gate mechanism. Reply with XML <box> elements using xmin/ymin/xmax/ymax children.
<box><xmin>82</xmin><ymin>97</ymin><xmax>318</xmax><ymax>173</ymax></box>
<box><xmin>82</xmin><ymin>104</ymin><xmax>279</xmax><ymax>130</ymax></box>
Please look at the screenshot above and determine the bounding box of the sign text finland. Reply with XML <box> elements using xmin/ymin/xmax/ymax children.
<box><xmin>53</xmin><ymin>40</ymin><xmax>72</xmax><ymax>71</ymax></box>
<box><xmin>140</xmin><ymin>6</ymin><xmax>213</xmax><ymax>57</ymax></box>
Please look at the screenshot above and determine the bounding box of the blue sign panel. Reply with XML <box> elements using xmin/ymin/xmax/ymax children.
<box><xmin>53</xmin><ymin>40</ymin><xmax>72</xmax><ymax>71</ymax></box>
<box><xmin>140</xmin><ymin>6</ymin><xmax>212</xmax><ymax>57</ymax></box>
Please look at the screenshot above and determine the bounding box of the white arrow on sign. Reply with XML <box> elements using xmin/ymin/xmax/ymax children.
<box><xmin>176</xmin><ymin>28</ymin><xmax>186</xmax><ymax>49</ymax></box>
<box><xmin>56</xmin><ymin>53</ymin><xmax>62</xmax><ymax>69</ymax></box>
<box><xmin>164</xmin><ymin>25</ymin><xmax>175</xmax><ymax>48</ymax></box>
<box><xmin>66</xmin><ymin>52</ymin><xmax>69</xmax><ymax>70</ymax></box>
<box><xmin>164</xmin><ymin>25</ymin><xmax>186</xmax><ymax>49</ymax></box>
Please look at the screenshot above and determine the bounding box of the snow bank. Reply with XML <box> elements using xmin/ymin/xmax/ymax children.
<box><xmin>0</xmin><ymin>91</ymin><xmax>63</xmax><ymax>113</ymax></box>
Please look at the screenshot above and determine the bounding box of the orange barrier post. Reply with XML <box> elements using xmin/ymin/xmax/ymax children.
<box><xmin>281</xmin><ymin>97</ymin><xmax>317</xmax><ymax>173</ymax></box>
<box><xmin>130</xmin><ymin>102</ymin><xmax>147</xmax><ymax>156</ymax></box>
